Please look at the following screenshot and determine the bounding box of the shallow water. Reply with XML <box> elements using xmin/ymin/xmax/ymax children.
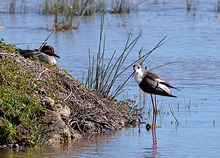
<box><xmin>1</xmin><ymin>0</ymin><xmax>220</xmax><ymax>157</ymax></box>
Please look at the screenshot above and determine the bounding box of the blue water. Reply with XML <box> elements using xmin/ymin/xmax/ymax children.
<box><xmin>1</xmin><ymin>0</ymin><xmax>220</xmax><ymax>157</ymax></box>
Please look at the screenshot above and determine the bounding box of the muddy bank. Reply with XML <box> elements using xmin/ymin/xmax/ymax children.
<box><xmin>0</xmin><ymin>41</ymin><xmax>139</xmax><ymax>149</ymax></box>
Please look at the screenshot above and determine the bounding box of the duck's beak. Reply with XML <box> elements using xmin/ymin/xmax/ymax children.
<box><xmin>54</xmin><ymin>53</ymin><xmax>60</xmax><ymax>58</ymax></box>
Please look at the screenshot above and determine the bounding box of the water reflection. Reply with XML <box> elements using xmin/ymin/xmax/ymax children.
<box><xmin>144</xmin><ymin>113</ymin><xmax>158</xmax><ymax>157</ymax></box>
<box><xmin>151</xmin><ymin>114</ymin><xmax>158</xmax><ymax>154</ymax></box>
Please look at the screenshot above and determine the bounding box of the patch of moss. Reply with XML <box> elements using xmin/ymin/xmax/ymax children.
<box><xmin>0</xmin><ymin>39</ymin><xmax>19</xmax><ymax>54</ymax></box>
<box><xmin>0</xmin><ymin>42</ymin><xmax>45</xmax><ymax>145</ymax></box>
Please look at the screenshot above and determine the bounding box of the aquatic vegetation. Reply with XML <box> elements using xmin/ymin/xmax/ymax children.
<box><xmin>95</xmin><ymin>0</ymin><xmax>106</xmax><ymax>13</ymax></box>
<box><xmin>110</xmin><ymin>0</ymin><xmax>136</xmax><ymax>14</ymax></box>
<box><xmin>41</xmin><ymin>0</ymin><xmax>95</xmax><ymax>16</ymax></box>
<box><xmin>8</xmin><ymin>0</ymin><xmax>28</xmax><ymax>14</ymax></box>
<box><xmin>4</xmin><ymin>0</ymin><xmax>139</xmax><ymax>31</ymax></box>
<box><xmin>185</xmin><ymin>0</ymin><xmax>199</xmax><ymax>11</ymax></box>
<box><xmin>169</xmin><ymin>104</ymin><xmax>179</xmax><ymax>125</ymax></box>
<box><xmin>215</xmin><ymin>0</ymin><xmax>220</xmax><ymax>12</ymax></box>
<box><xmin>186</xmin><ymin>0</ymin><xmax>192</xmax><ymax>11</ymax></box>
<box><xmin>41</xmin><ymin>0</ymin><xmax>99</xmax><ymax>31</ymax></box>
<box><xmin>40</xmin><ymin>0</ymin><xmax>141</xmax><ymax>30</ymax></box>
<box><xmin>41</xmin><ymin>0</ymin><xmax>138</xmax><ymax>15</ymax></box>
<box><xmin>9</xmin><ymin>0</ymin><xmax>16</xmax><ymax>14</ymax></box>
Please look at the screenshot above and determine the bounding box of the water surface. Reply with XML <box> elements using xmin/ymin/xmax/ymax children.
<box><xmin>0</xmin><ymin>0</ymin><xmax>220</xmax><ymax>157</ymax></box>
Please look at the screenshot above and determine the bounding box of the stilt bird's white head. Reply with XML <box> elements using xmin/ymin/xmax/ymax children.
<box><xmin>133</xmin><ymin>64</ymin><xmax>143</xmax><ymax>84</ymax></box>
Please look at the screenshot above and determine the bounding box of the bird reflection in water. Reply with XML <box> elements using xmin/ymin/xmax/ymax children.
<box><xmin>146</xmin><ymin>113</ymin><xmax>158</xmax><ymax>156</ymax></box>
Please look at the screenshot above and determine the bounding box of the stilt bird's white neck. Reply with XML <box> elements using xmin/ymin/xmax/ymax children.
<box><xmin>133</xmin><ymin>64</ymin><xmax>144</xmax><ymax>84</ymax></box>
<box><xmin>134</xmin><ymin>71</ymin><xmax>143</xmax><ymax>84</ymax></box>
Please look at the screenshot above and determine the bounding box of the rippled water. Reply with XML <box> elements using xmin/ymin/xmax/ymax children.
<box><xmin>1</xmin><ymin>0</ymin><xmax>220</xmax><ymax>157</ymax></box>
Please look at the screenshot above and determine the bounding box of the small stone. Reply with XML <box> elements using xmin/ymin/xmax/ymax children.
<box><xmin>58</xmin><ymin>105</ymin><xmax>71</xmax><ymax>118</ymax></box>
<box><xmin>44</xmin><ymin>97</ymin><xmax>55</xmax><ymax>109</ymax></box>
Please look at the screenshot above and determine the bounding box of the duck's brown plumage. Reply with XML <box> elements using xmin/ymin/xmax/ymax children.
<box><xmin>17</xmin><ymin>48</ymin><xmax>39</xmax><ymax>58</ymax></box>
<box><xmin>17</xmin><ymin>45</ymin><xmax>60</xmax><ymax>58</ymax></box>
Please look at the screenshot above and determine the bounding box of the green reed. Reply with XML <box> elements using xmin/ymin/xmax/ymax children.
<box><xmin>215</xmin><ymin>0</ymin><xmax>220</xmax><ymax>12</ymax></box>
<box><xmin>95</xmin><ymin>0</ymin><xmax>106</xmax><ymax>13</ymax></box>
<box><xmin>42</xmin><ymin>0</ymin><xmax>96</xmax><ymax>15</ymax></box>
<box><xmin>110</xmin><ymin>0</ymin><xmax>135</xmax><ymax>14</ymax></box>
<box><xmin>42</xmin><ymin>0</ymin><xmax>137</xmax><ymax>15</ymax></box>
<box><xmin>186</xmin><ymin>0</ymin><xmax>192</xmax><ymax>11</ymax></box>
<box><xmin>9</xmin><ymin>0</ymin><xmax>16</xmax><ymax>14</ymax></box>
<box><xmin>185</xmin><ymin>0</ymin><xmax>199</xmax><ymax>12</ymax></box>
<box><xmin>41</xmin><ymin>0</ymin><xmax>97</xmax><ymax>30</ymax></box>
<box><xmin>9</xmin><ymin>0</ymin><xmax>28</xmax><ymax>14</ymax></box>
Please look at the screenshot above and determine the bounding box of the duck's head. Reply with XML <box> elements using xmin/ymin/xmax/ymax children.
<box><xmin>41</xmin><ymin>45</ymin><xmax>60</xmax><ymax>58</ymax></box>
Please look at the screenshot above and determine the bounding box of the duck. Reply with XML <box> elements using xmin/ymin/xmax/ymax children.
<box><xmin>17</xmin><ymin>45</ymin><xmax>60</xmax><ymax>65</ymax></box>
<box><xmin>38</xmin><ymin>45</ymin><xmax>60</xmax><ymax>65</ymax></box>
<box><xmin>133</xmin><ymin>63</ymin><xmax>179</xmax><ymax>114</ymax></box>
